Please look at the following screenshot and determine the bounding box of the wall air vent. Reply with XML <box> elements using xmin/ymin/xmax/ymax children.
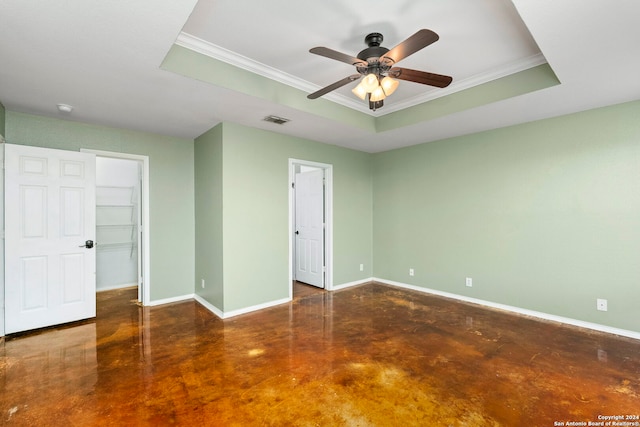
<box><xmin>263</xmin><ymin>115</ymin><xmax>290</xmax><ymax>125</ymax></box>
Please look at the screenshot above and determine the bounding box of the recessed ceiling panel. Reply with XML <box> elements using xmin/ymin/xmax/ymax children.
<box><xmin>181</xmin><ymin>0</ymin><xmax>544</xmax><ymax>112</ymax></box>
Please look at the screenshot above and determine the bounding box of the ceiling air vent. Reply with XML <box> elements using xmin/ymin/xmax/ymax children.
<box><xmin>263</xmin><ymin>115</ymin><xmax>290</xmax><ymax>125</ymax></box>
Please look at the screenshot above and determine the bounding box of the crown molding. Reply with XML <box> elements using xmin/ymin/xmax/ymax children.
<box><xmin>380</xmin><ymin>53</ymin><xmax>548</xmax><ymax>115</ymax></box>
<box><xmin>176</xmin><ymin>32</ymin><xmax>547</xmax><ymax>117</ymax></box>
<box><xmin>176</xmin><ymin>32</ymin><xmax>369</xmax><ymax>113</ymax></box>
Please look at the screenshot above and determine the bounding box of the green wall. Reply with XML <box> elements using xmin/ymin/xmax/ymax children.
<box><xmin>4</xmin><ymin>99</ymin><xmax>639</xmax><ymax>334</ymax></box>
<box><xmin>194</xmin><ymin>123</ymin><xmax>224</xmax><ymax>308</ymax></box>
<box><xmin>195</xmin><ymin>122</ymin><xmax>373</xmax><ymax>312</ymax></box>
<box><xmin>0</xmin><ymin>102</ymin><xmax>5</xmax><ymax>137</ymax></box>
<box><xmin>373</xmin><ymin>100</ymin><xmax>640</xmax><ymax>332</ymax></box>
<box><xmin>5</xmin><ymin>111</ymin><xmax>195</xmax><ymax>302</ymax></box>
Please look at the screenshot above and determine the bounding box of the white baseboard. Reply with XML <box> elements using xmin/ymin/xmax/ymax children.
<box><xmin>194</xmin><ymin>294</ymin><xmax>291</xmax><ymax>319</ymax></box>
<box><xmin>222</xmin><ymin>297</ymin><xmax>291</xmax><ymax>319</ymax></box>
<box><xmin>148</xmin><ymin>293</ymin><xmax>194</xmax><ymax>307</ymax></box>
<box><xmin>331</xmin><ymin>277</ymin><xmax>373</xmax><ymax>291</ymax></box>
<box><xmin>374</xmin><ymin>277</ymin><xmax>640</xmax><ymax>341</ymax></box>
<box><xmin>194</xmin><ymin>294</ymin><xmax>224</xmax><ymax>318</ymax></box>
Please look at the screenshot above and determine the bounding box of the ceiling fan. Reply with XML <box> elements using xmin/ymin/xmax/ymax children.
<box><xmin>307</xmin><ymin>29</ymin><xmax>453</xmax><ymax>110</ymax></box>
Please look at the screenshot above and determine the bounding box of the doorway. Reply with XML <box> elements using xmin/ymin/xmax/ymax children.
<box><xmin>95</xmin><ymin>157</ymin><xmax>141</xmax><ymax>298</ymax></box>
<box><xmin>83</xmin><ymin>149</ymin><xmax>150</xmax><ymax>305</ymax></box>
<box><xmin>288</xmin><ymin>159</ymin><xmax>333</xmax><ymax>299</ymax></box>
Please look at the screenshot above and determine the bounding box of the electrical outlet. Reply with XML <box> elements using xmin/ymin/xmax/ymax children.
<box><xmin>409</xmin><ymin>268</ymin><xmax>415</xmax><ymax>276</ymax></box>
<box><xmin>201</xmin><ymin>279</ymin><xmax>205</xmax><ymax>289</ymax></box>
<box><xmin>465</xmin><ymin>277</ymin><xmax>473</xmax><ymax>287</ymax></box>
<box><xmin>359</xmin><ymin>264</ymin><xmax>364</xmax><ymax>272</ymax></box>
<box><xmin>597</xmin><ymin>298</ymin><xmax>607</xmax><ymax>311</ymax></box>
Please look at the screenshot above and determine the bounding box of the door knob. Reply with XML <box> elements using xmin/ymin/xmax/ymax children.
<box><xmin>79</xmin><ymin>240</ymin><xmax>94</xmax><ymax>249</ymax></box>
<box><xmin>295</xmin><ymin>231</ymin><xmax>299</xmax><ymax>235</ymax></box>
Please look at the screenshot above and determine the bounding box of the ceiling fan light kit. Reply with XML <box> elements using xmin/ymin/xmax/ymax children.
<box><xmin>369</xmin><ymin>85</ymin><xmax>386</xmax><ymax>103</ymax></box>
<box><xmin>380</xmin><ymin>76</ymin><xmax>399</xmax><ymax>96</ymax></box>
<box><xmin>351</xmin><ymin>74</ymin><xmax>400</xmax><ymax>104</ymax></box>
<box><xmin>351</xmin><ymin>83</ymin><xmax>368</xmax><ymax>100</ymax></box>
<box><xmin>307</xmin><ymin>29</ymin><xmax>453</xmax><ymax>111</ymax></box>
<box><xmin>360</xmin><ymin>73</ymin><xmax>381</xmax><ymax>93</ymax></box>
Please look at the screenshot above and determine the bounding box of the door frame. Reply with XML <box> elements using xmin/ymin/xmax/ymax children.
<box><xmin>0</xmin><ymin>144</ymin><xmax>4</xmax><ymax>336</ymax></box>
<box><xmin>82</xmin><ymin>149</ymin><xmax>151</xmax><ymax>306</ymax></box>
<box><xmin>288</xmin><ymin>158</ymin><xmax>333</xmax><ymax>299</ymax></box>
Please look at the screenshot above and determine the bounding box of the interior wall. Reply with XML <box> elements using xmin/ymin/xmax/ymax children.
<box><xmin>373</xmin><ymin>99</ymin><xmax>640</xmax><ymax>332</ymax></box>
<box><xmin>95</xmin><ymin>157</ymin><xmax>140</xmax><ymax>290</ymax></box>
<box><xmin>0</xmin><ymin>102</ymin><xmax>5</xmax><ymax>137</ymax></box>
<box><xmin>5</xmin><ymin>99</ymin><xmax>638</xmax><ymax>334</ymax></box>
<box><xmin>194</xmin><ymin>123</ymin><xmax>224</xmax><ymax>309</ymax></box>
<box><xmin>5</xmin><ymin>111</ymin><xmax>195</xmax><ymax>302</ymax></box>
<box><xmin>194</xmin><ymin>122</ymin><xmax>373</xmax><ymax>313</ymax></box>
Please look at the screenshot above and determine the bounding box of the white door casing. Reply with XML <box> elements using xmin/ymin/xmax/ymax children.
<box><xmin>4</xmin><ymin>144</ymin><xmax>96</xmax><ymax>334</ymax></box>
<box><xmin>295</xmin><ymin>169</ymin><xmax>324</xmax><ymax>288</ymax></box>
<box><xmin>136</xmin><ymin>161</ymin><xmax>143</xmax><ymax>302</ymax></box>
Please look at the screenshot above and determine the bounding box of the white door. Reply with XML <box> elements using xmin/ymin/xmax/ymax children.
<box><xmin>295</xmin><ymin>169</ymin><xmax>324</xmax><ymax>288</ymax></box>
<box><xmin>4</xmin><ymin>144</ymin><xmax>96</xmax><ymax>334</ymax></box>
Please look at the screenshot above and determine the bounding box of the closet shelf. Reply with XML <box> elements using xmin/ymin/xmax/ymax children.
<box><xmin>96</xmin><ymin>184</ymin><xmax>138</xmax><ymax>258</ymax></box>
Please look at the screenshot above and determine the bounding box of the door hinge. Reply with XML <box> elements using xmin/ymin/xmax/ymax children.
<box><xmin>291</xmin><ymin>182</ymin><xmax>295</xmax><ymax>189</ymax></box>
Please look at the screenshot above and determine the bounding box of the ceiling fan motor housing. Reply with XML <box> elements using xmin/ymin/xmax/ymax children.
<box><xmin>357</xmin><ymin>33</ymin><xmax>392</xmax><ymax>76</ymax></box>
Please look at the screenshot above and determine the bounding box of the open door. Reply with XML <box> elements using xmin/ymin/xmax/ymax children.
<box><xmin>294</xmin><ymin>168</ymin><xmax>325</xmax><ymax>288</ymax></box>
<box><xmin>4</xmin><ymin>144</ymin><xmax>96</xmax><ymax>334</ymax></box>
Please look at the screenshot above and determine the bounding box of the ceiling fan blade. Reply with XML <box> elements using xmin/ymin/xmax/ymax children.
<box><xmin>381</xmin><ymin>29</ymin><xmax>439</xmax><ymax>65</ymax></box>
<box><xmin>307</xmin><ymin>74</ymin><xmax>362</xmax><ymax>99</ymax></box>
<box><xmin>390</xmin><ymin>67</ymin><xmax>452</xmax><ymax>88</ymax></box>
<box><xmin>310</xmin><ymin>47</ymin><xmax>367</xmax><ymax>67</ymax></box>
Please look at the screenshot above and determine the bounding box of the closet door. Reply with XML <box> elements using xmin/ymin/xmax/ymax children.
<box><xmin>4</xmin><ymin>144</ymin><xmax>96</xmax><ymax>334</ymax></box>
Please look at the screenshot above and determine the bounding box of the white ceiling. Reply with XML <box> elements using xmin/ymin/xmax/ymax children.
<box><xmin>1</xmin><ymin>0</ymin><xmax>639</xmax><ymax>153</ymax></box>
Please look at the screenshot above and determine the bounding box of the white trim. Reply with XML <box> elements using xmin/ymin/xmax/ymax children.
<box><xmin>147</xmin><ymin>293</ymin><xmax>194</xmax><ymax>307</ymax></box>
<box><xmin>176</xmin><ymin>33</ymin><xmax>321</xmax><ymax>95</ymax></box>
<box><xmin>222</xmin><ymin>297</ymin><xmax>291</xmax><ymax>319</ymax></box>
<box><xmin>194</xmin><ymin>294</ymin><xmax>224</xmax><ymax>318</ymax></box>
<box><xmin>195</xmin><ymin>294</ymin><xmax>291</xmax><ymax>319</ymax></box>
<box><xmin>176</xmin><ymin>32</ymin><xmax>367</xmax><ymax>114</ymax></box>
<box><xmin>81</xmin><ymin>149</ymin><xmax>151</xmax><ymax>306</ymax></box>
<box><xmin>176</xmin><ymin>32</ymin><xmax>546</xmax><ymax>117</ymax></box>
<box><xmin>288</xmin><ymin>159</ymin><xmax>334</xmax><ymax>299</ymax></box>
<box><xmin>374</xmin><ymin>278</ymin><xmax>640</xmax><ymax>341</ymax></box>
<box><xmin>0</xmin><ymin>144</ymin><xmax>4</xmax><ymax>337</ymax></box>
<box><xmin>332</xmin><ymin>278</ymin><xmax>373</xmax><ymax>291</ymax></box>
<box><xmin>379</xmin><ymin>53</ymin><xmax>547</xmax><ymax>115</ymax></box>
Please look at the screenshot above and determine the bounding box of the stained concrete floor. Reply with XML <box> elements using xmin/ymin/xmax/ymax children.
<box><xmin>1</xmin><ymin>282</ymin><xmax>639</xmax><ymax>426</ymax></box>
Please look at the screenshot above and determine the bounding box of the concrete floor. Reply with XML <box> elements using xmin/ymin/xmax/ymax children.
<box><xmin>1</xmin><ymin>282</ymin><xmax>639</xmax><ymax>426</ymax></box>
